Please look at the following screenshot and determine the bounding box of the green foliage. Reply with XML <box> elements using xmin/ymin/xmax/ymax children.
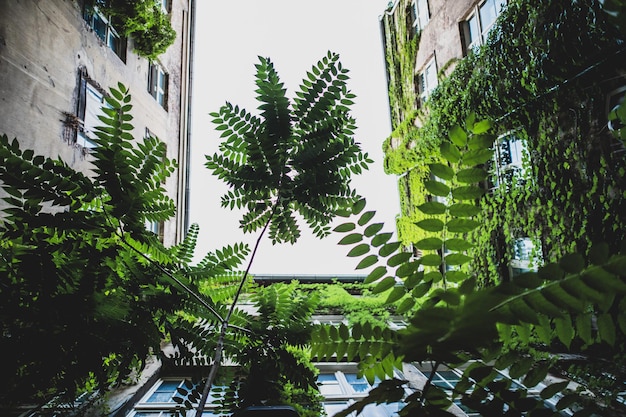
<box><xmin>86</xmin><ymin>0</ymin><xmax>176</xmax><ymax>59</ymax></box>
<box><xmin>326</xmin><ymin>117</ymin><xmax>626</xmax><ymax>415</ymax></box>
<box><xmin>205</xmin><ymin>51</ymin><xmax>370</xmax><ymax>244</ymax></box>
<box><xmin>0</xmin><ymin>84</ymin><xmax>250</xmax><ymax>408</ymax></box>
<box><xmin>380</xmin><ymin>0</ymin><xmax>419</xmax><ymax>126</ymax></box>
<box><xmin>385</xmin><ymin>0</ymin><xmax>626</xmax><ymax>271</ymax></box>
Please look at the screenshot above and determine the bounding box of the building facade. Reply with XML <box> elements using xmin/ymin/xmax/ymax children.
<box><xmin>0</xmin><ymin>0</ymin><xmax>194</xmax><ymax>245</ymax></box>
<box><xmin>380</xmin><ymin>0</ymin><xmax>626</xmax><ymax>281</ymax></box>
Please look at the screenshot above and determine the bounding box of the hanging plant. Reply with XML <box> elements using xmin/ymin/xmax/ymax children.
<box><xmin>84</xmin><ymin>0</ymin><xmax>176</xmax><ymax>59</ymax></box>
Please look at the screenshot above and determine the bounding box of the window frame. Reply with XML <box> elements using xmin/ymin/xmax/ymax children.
<box><xmin>128</xmin><ymin>378</ymin><xmax>224</xmax><ymax>417</ymax></box>
<box><xmin>488</xmin><ymin>131</ymin><xmax>528</xmax><ymax>191</ymax></box>
<box><xmin>316</xmin><ymin>366</ymin><xmax>411</xmax><ymax>416</ymax></box>
<box><xmin>411</xmin><ymin>0</ymin><xmax>430</xmax><ymax>33</ymax></box>
<box><xmin>416</xmin><ymin>56</ymin><xmax>438</xmax><ymax>106</ymax></box>
<box><xmin>461</xmin><ymin>0</ymin><xmax>507</xmax><ymax>53</ymax></box>
<box><xmin>148</xmin><ymin>62</ymin><xmax>169</xmax><ymax>110</ymax></box>
<box><xmin>76</xmin><ymin>71</ymin><xmax>109</xmax><ymax>149</ymax></box>
<box><xmin>83</xmin><ymin>6</ymin><xmax>127</xmax><ymax>61</ymax></box>
<box><xmin>160</xmin><ymin>0</ymin><xmax>172</xmax><ymax>14</ymax></box>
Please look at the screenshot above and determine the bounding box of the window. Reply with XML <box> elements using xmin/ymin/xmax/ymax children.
<box><xmin>148</xmin><ymin>62</ymin><xmax>169</xmax><ymax>109</ymax></box>
<box><xmin>418</xmin><ymin>366</ymin><xmax>556</xmax><ymax>417</ymax></box>
<box><xmin>129</xmin><ymin>378</ymin><xmax>224</xmax><ymax>417</ymax></box>
<box><xmin>416</xmin><ymin>57</ymin><xmax>437</xmax><ymax>106</ymax></box>
<box><xmin>509</xmin><ymin>237</ymin><xmax>542</xmax><ymax>276</ymax></box>
<box><xmin>317</xmin><ymin>369</ymin><xmax>410</xmax><ymax>417</ymax></box>
<box><xmin>146</xmin><ymin>219</ymin><xmax>165</xmax><ymax>242</ymax></box>
<box><xmin>411</xmin><ymin>0</ymin><xmax>430</xmax><ymax>33</ymax></box>
<box><xmin>159</xmin><ymin>0</ymin><xmax>171</xmax><ymax>14</ymax></box>
<box><xmin>488</xmin><ymin>132</ymin><xmax>527</xmax><ymax>190</ymax></box>
<box><xmin>83</xmin><ymin>7</ymin><xmax>127</xmax><ymax>61</ymax></box>
<box><xmin>607</xmin><ymin>86</ymin><xmax>626</xmax><ymax>133</ymax></box>
<box><xmin>76</xmin><ymin>72</ymin><xmax>109</xmax><ymax>149</ymax></box>
<box><xmin>463</xmin><ymin>0</ymin><xmax>507</xmax><ymax>52</ymax></box>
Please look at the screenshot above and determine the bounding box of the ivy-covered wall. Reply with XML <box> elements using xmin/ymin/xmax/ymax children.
<box><xmin>382</xmin><ymin>0</ymin><xmax>626</xmax><ymax>283</ymax></box>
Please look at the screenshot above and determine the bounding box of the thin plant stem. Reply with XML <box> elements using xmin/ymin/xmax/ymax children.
<box><xmin>194</xmin><ymin>203</ymin><xmax>278</xmax><ymax>417</ymax></box>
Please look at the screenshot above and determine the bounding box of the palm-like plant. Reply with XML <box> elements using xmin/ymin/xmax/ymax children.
<box><xmin>206</xmin><ymin>51</ymin><xmax>371</xmax><ymax>244</ymax></box>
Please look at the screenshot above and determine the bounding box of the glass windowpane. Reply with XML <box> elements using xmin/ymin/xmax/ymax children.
<box><xmin>345</xmin><ymin>373</ymin><xmax>370</xmax><ymax>393</ymax></box>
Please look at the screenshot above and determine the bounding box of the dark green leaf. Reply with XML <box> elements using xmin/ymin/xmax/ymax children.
<box><xmin>404</xmin><ymin>270</ymin><xmax>424</xmax><ymax>289</ymax></box>
<box><xmin>441</xmin><ymin>142</ymin><xmax>461</xmax><ymax>163</ymax></box>
<box><xmin>597</xmin><ymin>313</ymin><xmax>616</xmax><ymax>346</ymax></box>
<box><xmin>468</xmin><ymin>133</ymin><xmax>495</xmax><ymax>149</ymax></box>
<box><xmin>417</xmin><ymin>201</ymin><xmax>447</xmax><ymax>215</ymax></box>
<box><xmin>456</xmin><ymin>167</ymin><xmax>488</xmax><ymax>184</ymax></box>
<box><xmin>364</xmin><ymin>222</ymin><xmax>384</xmax><ymax>237</ymax></box>
<box><xmin>448</xmin><ymin>203</ymin><xmax>480</xmax><ymax>218</ymax></box>
<box><xmin>387</xmin><ymin>252</ymin><xmax>412</xmax><ymax>267</ymax></box>
<box><xmin>559</xmin><ymin>253</ymin><xmax>585</xmax><ymax>274</ymax></box>
<box><xmin>379</xmin><ymin>241</ymin><xmax>401</xmax><ymax>257</ymax></box>
<box><xmin>424</xmin><ymin>271</ymin><xmax>443</xmax><ymax>283</ymax></box>
<box><xmin>420</xmin><ymin>254</ymin><xmax>441</xmax><ymax>266</ymax></box>
<box><xmin>372</xmin><ymin>233</ymin><xmax>393</xmax><ymax>247</ymax></box>
<box><xmin>396</xmin><ymin>297</ymin><xmax>415</xmax><ymax>314</ymax></box>
<box><xmin>356</xmin><ymin>255</ymin><xmax>378</xmax><ymax>270</ymax></box>
<box><xmin>554</xmin><ymin>316</ymin><xmax>575</xmax><ymax>348</ymax></box>
<box><xmin>338</xmin><ymin>233</ymin><xmax>363</xmax><ymax>245</ymax></box>
<box><xmin>424</xmin><ymin>180</ymin><xmax>450</xmax><ymax>197</ymax></box>
<box><xmin>386</xmin><ymin>286</ymin><xmax>406</xmax><ymax>303</ymax></box>
<box><xmin>445</xmin><ymin>253</ymin><xmax>472</xmax><ymax>266</ymax></box>
<box><xmin>446</xmin><ymin>218</ymin><xmax>480</xmax><ymax>233</ymax></box>
<box><xmin>373</xmin><ymin>277</ymin><xmax>396</xmax><ymax>294</ymax></box>
<box><xmin>523</xmin><ymin>363</ymin><xmax>549</xmax><ymax>388</ymax></box>
<box><xmin>396</xmin><ymin>261</ymin><xmax>421</xmax><ymax>278</ymax></box>
<box><xmin>352</xmin><ymin>198</ymin><xmax>366</xmax><ymax>215</ymax></box>
<box><xmin>537</xmin><ymin>263</ymin><xmax>564</xmax><ymax>281</ymax></box>
<box><xmin>462</xmin><ymin>149</ymin><xmax>494</xmax><ymax>166</ymax></box>
<box><xmin>451</xmin><ymin>185</ymin><xmax>485</xmax><ymax>200</ymax></box>
<box><xmin>365</xmin><ymin>266</ymin><xmax>387</xmax><ymax>284</ymax></box>
<box><xmin>358</xmin><ymin>210</ymin><xmax>376</xmax><ymax>226</ymax></box>
<box><xmin>429</xmin><ymin>163</ymin><xmax>454</xmax><ymax>181</ymax></box>
<box><xmin>589</xmin><ymin>242</ymin><xmax>609</xmax><ymax>265</ymax></box>
<box><xmin>509</xmin><ymin>356</ymin><xmax>533</xmax><ymax>379</ymax></box>
<box><xmin>333</xmin><ymin>222</ymin><xmax>355</xmax><ymax>233</ymax></box>
<box><xmin>415</xmin><ymin>218</ymin><xmax>444</xmax><ymax>232</ymax></box>
<box><xmin>347</xmin><ymin>244</ymin><xmax>370</xmax><ymax>257</ymax></box>
<box><xmin>540</xmin><ymin>381</ymin><xmax>570</xmax><ymax>400</ymax></box>
<box><xmin>555</xmin><ymin>394</ymin><xmax>579</xmax><ymax>411</ymax></box>
<box><xmin>414</xmin><ymin>237</ymin><xmax>443</xmax><ymax>250</ymax></box>
<box><xmin>445</xmin><ymin>238</ymin><xmax>474</xmax><ymax>251</ymax></box>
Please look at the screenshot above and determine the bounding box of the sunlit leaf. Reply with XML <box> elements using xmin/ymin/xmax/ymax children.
<box><xmin>449</xmin><ymin>124</ymin><xmax>468</xmax><ymax>147</ymax></box>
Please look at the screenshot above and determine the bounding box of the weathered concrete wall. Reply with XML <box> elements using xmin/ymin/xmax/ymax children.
<box><xmin>0</xmin><ymin>0</ymin><xmax>191</xmax><ymax>246</ymax></box>
<box><xmin>414</xmin><ymin>0</ymin><xmax>475</xmax><ymax>77</ymax></box>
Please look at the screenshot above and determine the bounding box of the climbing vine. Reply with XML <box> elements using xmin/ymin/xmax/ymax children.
<box><xmin>383</xmin><ymin>0</ymin><xmax>626</xmax><ymax>281</ymax></box>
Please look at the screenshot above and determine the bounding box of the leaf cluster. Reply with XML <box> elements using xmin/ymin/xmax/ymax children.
<box><xmin>85</xmin><ymin>0</ymin><xmax>176</xmax><ymax>59</ymax></box>
<box><xmin>0</xmin><ymin>84</ymin><xmax>249</xmax><ymax>408</ymax></box>
<box><xmin>205</xmin><ymin>51</ymin><xmax>371</xmax><ymax>244</ymax></box>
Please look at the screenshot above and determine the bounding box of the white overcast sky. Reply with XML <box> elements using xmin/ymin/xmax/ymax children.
<box><xmin>188</xmin><ymin>1</ymin><xmax>400</xmax><ymax>275</ymax></box>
